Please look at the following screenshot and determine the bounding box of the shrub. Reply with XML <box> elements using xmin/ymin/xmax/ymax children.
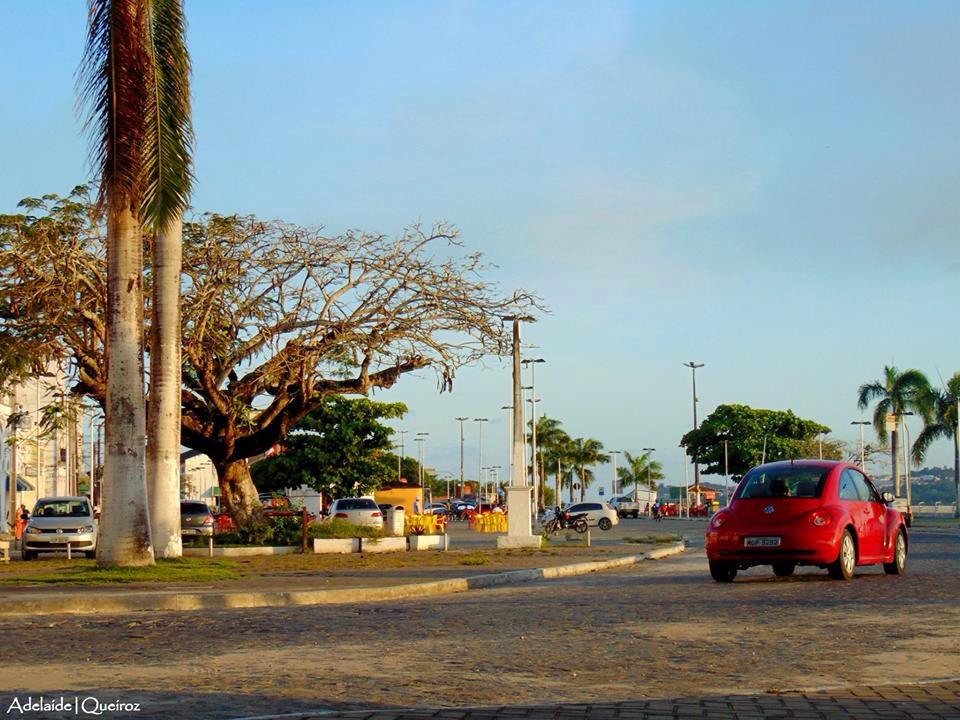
<box><xmin>309</xmin><ymin>519</ymin><xmax>383</xmax><ymax>540</ymax></box>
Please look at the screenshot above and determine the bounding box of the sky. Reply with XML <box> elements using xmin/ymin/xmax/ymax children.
<box><xmin>2</xmin><ymin>1</ymin><xmax>960</xmax><ymax>500</ymax></box>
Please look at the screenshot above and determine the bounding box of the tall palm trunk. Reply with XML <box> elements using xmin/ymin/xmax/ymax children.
<box><xmin>146</xmin><ymin>216</ymin><xmax>182</xmax><ymax>558</ymax></box>
<box><xmin>890</xmin><ymin>428</ymin><xmax>900</xmax><ymax>497</ymax></box>
<box><xmin>954</xmin><ymin>428</ymin><xmax>959</xmax><ymax>520</ymax></box>
<box><xmin>98</xmin><ymin>200</ymin><xmax>154</xmax><ymax>566</ymax></box>
<box><xmin>580</xmin><ymin>466</ymin><xmax>586</xmax><ymax>501</ymax></box>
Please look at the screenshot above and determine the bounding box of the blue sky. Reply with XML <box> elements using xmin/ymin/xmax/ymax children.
<box><xmin>3</xmin><ymin>1</ymin><xmax>960</xmax><ymax>497</ymax></box>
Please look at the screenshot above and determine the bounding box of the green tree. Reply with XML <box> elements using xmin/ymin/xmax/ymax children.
<box><xmin>681</xmin><ymin>404</ymin><xmax>832</xmax><ymax>478</ymax></box>
<box><xmin>251</xmin><ymin>396</ymin><xmax>406</xmax><ymax>499</ymax></box>
<box><xmin>617</xmin><ymin>450</ymin><xmax>664</xmax><ymax>494</ymax></box>
<box><xmin>911</xmin><ymin>373</ymin><xmax>960</xmax><ymax>518</ymax></box>
<box><xmin>565</xmin><ymin>437</ymin><xmax>607</xmax><ymax>502</ymax></box>
<box><xmin>857</xmin><ymin>366</ymin><xmax>932</xmax><ymax>496</ymax></box>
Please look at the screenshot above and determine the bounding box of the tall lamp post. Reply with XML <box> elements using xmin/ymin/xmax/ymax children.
<box><xmin>415</xmin><ymin>432</ymin><xmax>429</xmax><ymax>507</ymax></box>
<box><xmin>455</xmin><ymin>417</ymin><xmax>468</xmax><ymax>498</ymax></box>
<box><xmin>397</xmin><ymin>430</ymin><xmax>408</xmax><ymax>483</ymax></box>
<box><xmin>851</xmin><ymin>421</ymin><xmax>870</xmax><ymax>470</ymax></box>
<box><xmin>608</xmin><ymin>450</ymin><xmax>621</xmax><ymax>497</ymax></box>
<box><xmin>897</xmin><ymin>412</ymin><xmax>915</xmax><ymax>509</ymax></box>
<box><xmin>474</xmin><ymin>418</ymin><xmax>488</xmax><ymax>501</ymax></box>
<box><xmin>522</xmin><ymin>358</ymin><xmax>545</xmax><ymax>512</ymax></box>
<box><xmin>683</xmin><ymin>361</ymin><xmax>705</xmax><ymax>504</ymax></box>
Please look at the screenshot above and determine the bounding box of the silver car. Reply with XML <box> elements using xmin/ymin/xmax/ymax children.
<box><xmin>328</xmin><ymin>497</ymin><xmax>384</xmax><ymax>528</ymax></box>
<box><xmin>22</xmin><ymin>496</ymin><xmax>98</xmax><ymax>560</ymax></box>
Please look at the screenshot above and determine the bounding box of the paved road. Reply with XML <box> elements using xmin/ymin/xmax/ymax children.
<box><xmin>0</xmin><ymin>526</ymin><xmax>956</xmax><ymax>720</ymax></box>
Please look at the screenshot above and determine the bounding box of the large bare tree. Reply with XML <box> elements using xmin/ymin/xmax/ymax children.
<box><xmin>0</xmin><ymin>193</ymin><xmax>539</xmax><ymax>523</ymax></box>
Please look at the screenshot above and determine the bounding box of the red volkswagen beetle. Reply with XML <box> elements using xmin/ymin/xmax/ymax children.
<box><xmin>705</xmin><ymin>460</ymin><xmax>908</xmax><ymax>582</ymax></box>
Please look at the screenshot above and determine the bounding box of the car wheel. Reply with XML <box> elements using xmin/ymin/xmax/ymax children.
<box><xmin>883</xmin><ymin>529</ymin><xmax>907</xmax><ymax>575</ymax></box>
<box><xmin>598</xmin><ymin>517</ymin><xmax>613</xmax><ymax>531</ymax></box>
<box><xmin>573</xmin><ymin>518</ymin><xmax>588</xmax><ymax>534</ymax></box>
<box><xmin>709</xmin><ymin>561</ymin><xmax>737</xmax><ymax>583</ymax></box>
<box><xmin>828</xmin><ymin>530</ymin><xmax>856</xmax><ymax>580</ymax></box>
<box><xmin>22</xmin><ymin>551</ymin><xmax>35</xmax><ymax>561</ymax></box>
<box><xmin>772</xmin><ymin>561</ymin><xmax>795</xmax><ymax>577</ymax></box>
<box><xmin>632</xmin><ymin>511</ymin><xmax>639</xmax><ymax>519</ymax></box>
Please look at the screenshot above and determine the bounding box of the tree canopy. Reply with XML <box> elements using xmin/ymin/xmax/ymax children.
<box><xmin>680</xmin><ymin>404</ymin><xmax>833</xmax><ymax>478</ymax></box>
<box><xmin>251</xmin><ymin>395</ymin><xmax>406</xmax><ymax>499</ymax></box>
<box><xmin>0</xmin><ymin>189</ymin><xmax>539</xmax><ymax>519</ymax></box>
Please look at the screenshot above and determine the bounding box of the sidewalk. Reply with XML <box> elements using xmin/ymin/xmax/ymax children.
<box><xmin>250</xmin><ymin>679</ymin><xmax>960</xmax><ymax>720</ymax></box>
<box><xmin>0</xmin><ymin>541</ymin><xmax>685</xmax><ymax>616</ymax></box>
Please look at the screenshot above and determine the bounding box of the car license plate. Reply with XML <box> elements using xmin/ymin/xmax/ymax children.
<box><xmin>49</xmin><ymin>536</ymin><xmax>70</xmax><ymax>543</ymax></box>
<box><xmin>744</xmin><ymin>536</ymin><xmax>781</xmax><ymax>547</ymax></box>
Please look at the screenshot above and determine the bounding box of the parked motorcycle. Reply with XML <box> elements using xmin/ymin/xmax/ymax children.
<box><xmin>542</xmin><ymin>507</ymin><xmax>589</xmax><ymax>535</ymax></box>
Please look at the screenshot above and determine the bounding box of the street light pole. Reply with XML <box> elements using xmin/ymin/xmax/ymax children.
<box><xmin>683</xmin><ymin>361</ymin><xmax>705</xmax><ymax>505</ymax></box>
<box><xmin>456</xmin><ymin>417</ymin><xmax>468</xmax><ymax>498</ymax></box>
<box><xmin>522</xmin><ymin>358</ymin><xmax>545</xmax><ymax>513</ymax></box>
<box><xmin>397</xmin><ymin>430</ymin><xmax>408</xmax><ymax>483</ymax></box>
<box><xmin>415</xmin><ymin>432</ymin><xmax>429</xmax><ymax>507</ymax></box>
<box><xmin>501</xmin><ymin>405</ymin><xmax>513</xmax><ymax>489</ymax></box>
<box><xmin>851</xmin><ymin>421</ymin><xmax>870</xmax><ymax>470</ymax></box>
<box><xmin>899</xmin><ymin>413</ymin><xmax>914</xmax><ymax>509</ymax></box>
<box><xmin>474</xmin><ymin>418</ymin><xmax>489</xmax><ymax>502</ymax></box>
<box><xmin>721</xmin><ymin>438</ymin><xmax>731</xmax><ymax>504</ymax></box>
<box><xmin>608</xmin><ymin>450</ymin><xmax>621</xmax><ymax>497</ymax></box>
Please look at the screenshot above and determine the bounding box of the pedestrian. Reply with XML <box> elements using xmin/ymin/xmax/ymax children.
<box><xmin>15</xmin><ymin>503</ymin><xmax>29</xmax><ymax>540</ymax></box>
<box><xmin>644</xmin><ymin>502</ymin><xmax>650</xmax><ymax>517</ymax></box>
<box><xmin>413</xmin><ymin>497</ymin><xmax>420</xmax><ymax>515</ymax></box>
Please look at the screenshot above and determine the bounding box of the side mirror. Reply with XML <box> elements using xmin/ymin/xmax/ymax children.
<box><xmin>882</xmin><ymin>491</ymin><xmax>895</xmax><ymax>504</ymax></box>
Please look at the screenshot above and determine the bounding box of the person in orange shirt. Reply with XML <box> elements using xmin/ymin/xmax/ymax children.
<box><xmin>15</xmin><ymin>504</ymin><xmax>29</xmax><ymax>540</ymax></box>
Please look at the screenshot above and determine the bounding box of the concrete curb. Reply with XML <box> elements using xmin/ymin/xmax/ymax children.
<box><xmin>0</xmin><ymin>542</ymin><xmax>686</xmax><ymax>617</ymax></box>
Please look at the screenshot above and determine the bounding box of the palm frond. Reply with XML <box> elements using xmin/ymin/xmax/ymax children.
<box><xmin>912</xmin><ymin>423</ymin><xmax>947</xmax><ymax>465</ymax></box>
<box><xmin>872</xmin><ymin>397</ymin><xmax>892</xmax><ymax>441</ymax></box>
<box><xmin>857</xmin><ymin>381</ymin><xmax>886</xmax><ymax>411</ymax></box>
<box><xmin>141</xmin><ymin>0</ymin><xmax>193</xmax><ymax>230</ymax></box>
<box><xmin>78</xmin><ymin>0</ymin><xmax>151</xmax><ymax>211</ymax></box>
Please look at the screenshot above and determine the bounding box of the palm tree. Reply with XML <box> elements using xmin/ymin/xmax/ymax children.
<box><xmin>142</xmin><ymin>0</ymin><xmax>194</xmax><ymax>558</ymax></box>
<box><xmin>566</xmin><ymin>437</ymin><xmax>608</xmax><ymax>502</ymax></box>
<box><xmin>857</xmin><ymin>366</ymin><xmax>931</xmax><ymax>497</ymax></box>
<box><xmin>530</xmin><ymin>416</ymin><xmax>570</xmax><ymax>507</ymax></box>
<box><xmin>912</xmin><ymin>373</ymin><xmax>960</xmax><ymax>519</ymax></box>
<box><xmin>617</xmin><ymin>450</ymin><xmax>664</xmax><ymax>496</ymax></box>
<box><xmin>80</xmin><ymin>0</ymin><xmax>155</xmax><ymax>566</ymax></box>
<box><xmin>80</xmin><ymin>0</ymin><xmax>192</xmax><ymax>565</ymax></box>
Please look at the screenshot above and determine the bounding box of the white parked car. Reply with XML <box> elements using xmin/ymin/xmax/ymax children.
<box><xmin>22</xmin><ymin>496</ymin><xmax>98</xmax><ymax>559</ymax></box>
<box><xmin>564</xmin><ymin>501</ymin><xmax>619</xmax><ymax>531</ymax></box>
<box><xmin>328</xmin><ymin>498</ymin><xmax>384</xmax><ymax>528</ymax></box>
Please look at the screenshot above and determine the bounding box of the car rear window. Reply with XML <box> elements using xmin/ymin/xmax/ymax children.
<box><xmin>737</xmin><ymin>466</ymin><xmax>828</xmax><ymax>499</ymax></box>
<box><xmin>338</xmin><ymin>498</ymin><xmax>379</xmax><ymax>510</ymax></box>
<box><xmin>34</xmin><ymin>499</ymin><xmax>91</xmax><ymax>517</ymax></box>
<box><xmin>181</xmin><ymin>502</ymin><xmax>211</xmax><ymax>515</ymax></box>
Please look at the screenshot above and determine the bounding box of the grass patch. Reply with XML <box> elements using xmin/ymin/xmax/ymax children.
<box><xmin>0</xmin><ymin>558</ymin><xmax>238</xmax><ymax>586</ymax></box>
<box><xmin>458</xmin><ymin>554</ymin><xmax>492</xmax><ymax>566</ymax></box>
<box><xmin>624</xmin><ymin>534</ymin><xmax>681</xmax><ymax>544</ymax></box>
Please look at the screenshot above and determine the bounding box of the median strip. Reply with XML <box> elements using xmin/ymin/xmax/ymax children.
<box><xmin>0</xmin><ymin>542</ymin><xmax>685</xmax><ymax>616</ymax></box>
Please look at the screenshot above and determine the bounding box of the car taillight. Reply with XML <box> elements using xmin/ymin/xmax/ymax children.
<box><xmin>372</xmin><ymin>511</ymin><xmax>382</xmax><ymax>517</ymax></box>
<box><xmin>203</xmin><ymin>516</ymin><xmax>213</xmax><ymax>526</ymax></box>
<box><xmin>810</xmin><ymin>511</ymin><xmax>832</xmax><ymax>527</ymax></box>
<box><xmin>334</xmin><ymin>512</ymin><xmax>348</xmax><ymax>518</ymax></box>
<box><xmin>711</xmin><ymin>512</ymin><xmax>730</xmax><ymax>529</ymax></box>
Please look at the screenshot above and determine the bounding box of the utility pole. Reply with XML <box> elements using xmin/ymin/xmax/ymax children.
<box><xmin>522</xmin><ymin>358</ymin><xmax>545</xmax><ymax>514</ymax></box>
<box><xmin>683</xmin><ymin>361</ymin><xmax>705</xmax><ymax>505</ymax></box>
<box><xmin>397</xmin><ymin>430</ymin><xmax>408</xmax><ymax>483</ymax></box>
<box><xmin>456</xmin><ymin>417</ymin><xmax>468</xmax><ymax>498</ymax></box>
<box><xmin>415</xmin><ymin>432</ymin><xmax>429</xmax><ymax>506</ymax></box>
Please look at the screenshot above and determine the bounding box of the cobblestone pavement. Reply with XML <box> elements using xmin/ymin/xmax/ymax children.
<box><xmin>299</xmin><ymin>680</ymin><xmax>960</xmax><ymax>719</ymax></box>
<box><xmin>0</xmin><ymin>524</ymin><xmax>956</xmax><ymax>720</ymax></box>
